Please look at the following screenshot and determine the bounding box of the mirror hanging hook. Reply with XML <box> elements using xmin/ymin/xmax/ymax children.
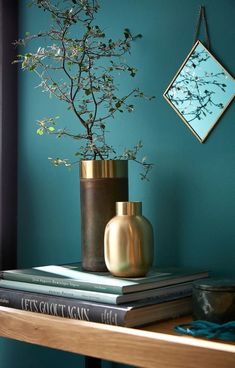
<box><xmin>193</xmin><ymin>5</ymin><xmax>211</xmax><ymax>50</ymax></box>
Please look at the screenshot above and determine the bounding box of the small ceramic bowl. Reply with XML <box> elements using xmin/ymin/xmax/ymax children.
<box><xmin>192</xmin><ymin>279</ymin><xmax>235</xmax><ymax>323</ymax></box>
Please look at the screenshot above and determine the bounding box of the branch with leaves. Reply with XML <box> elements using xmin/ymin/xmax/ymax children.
<box><xmin>14</xmin><ymin>0</ymin><xmax>155</xmax><ymax>179</ymax></box>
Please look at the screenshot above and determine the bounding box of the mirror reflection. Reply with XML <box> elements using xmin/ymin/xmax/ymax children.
<box><xmin>164</xmin><ymin>40</ymin><xmax>235</xmax><ymax>142</ymax></box>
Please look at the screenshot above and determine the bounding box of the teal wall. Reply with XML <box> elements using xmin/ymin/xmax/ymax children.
<box><xmin>1</xmin><ymin>0</ymin><xmax>234</xmax><ymax>367</ymax></box>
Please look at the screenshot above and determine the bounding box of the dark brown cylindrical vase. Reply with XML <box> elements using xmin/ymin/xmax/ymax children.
<box><xmin>80</xmin><ymin>160</ymin><xmax>128</xmax><ymax>272</ymax></box>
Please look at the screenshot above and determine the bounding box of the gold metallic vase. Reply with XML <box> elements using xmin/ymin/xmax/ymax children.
<box><xmin>104</xmin><ymin>202</ymin><xmax>154</xmax><ymax>277</ymax></box>
<box><xmin>80</xmin><ymin>160</ymin><xmax>128</xmax><ymax>272</ymax></box>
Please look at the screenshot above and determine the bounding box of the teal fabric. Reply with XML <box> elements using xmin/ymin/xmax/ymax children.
<box><xmin>1</xmin><ymin>1</ymin><xmax>235</xmax><ymax>368</ymax></box>
<box><xmin>175</xmin><ymin>320</ymin><xmax>235</xmax><ymax>341</ymax></box>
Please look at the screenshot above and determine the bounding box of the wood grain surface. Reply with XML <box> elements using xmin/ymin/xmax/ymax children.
<box><xmin>0</xmin><ymin>307</ymin><xmax>234</xmax><ymax>368</ymax></box>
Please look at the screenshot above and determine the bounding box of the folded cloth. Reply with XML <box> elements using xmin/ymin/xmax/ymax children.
<box><xmin>174</xmin><ymin>320</ymin><xmax>235</xmax><ymax>341</ymax></box>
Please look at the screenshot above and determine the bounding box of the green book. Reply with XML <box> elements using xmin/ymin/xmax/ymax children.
<box><xmin>0</xmin><ymin>262</ymin><xmax>209</xmax><ymax>295</ymax></box>
<box><xmin>0</xmin><ymin>278</ymin><xmax>194</xmax><ymax>304</ymax></box>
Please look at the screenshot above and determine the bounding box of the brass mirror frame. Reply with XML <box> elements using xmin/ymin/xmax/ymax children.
<box><xmin>163</xmin><ymin>40</ymin><xmax>235</xmax><ymax>143</ymax></box>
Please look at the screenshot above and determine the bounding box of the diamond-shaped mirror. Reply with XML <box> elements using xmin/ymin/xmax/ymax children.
<box><xmin>163</xmin><ymin>40</ymin><xmax>235</xmax><ymax>142</ymax></box>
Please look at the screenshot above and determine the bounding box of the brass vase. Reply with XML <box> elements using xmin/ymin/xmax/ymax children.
<box><xmin>80</xmin><ymin>160</ymin><xmax>128</xmax><ymax>272</ymax></box>
<box><xmin>104</xmin><ymin>201</ymin><xmax>154</xmax><ymax>277</ymax></box>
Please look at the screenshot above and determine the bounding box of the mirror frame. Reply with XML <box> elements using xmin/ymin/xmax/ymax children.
<box><xmin>163</xmin><ymin>40</ymin><xmax>235</xmax><ymax>143</ymax></box>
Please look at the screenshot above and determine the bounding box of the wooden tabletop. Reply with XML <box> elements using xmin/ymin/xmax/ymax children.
<box><xmin>0</xmin><ymin>306</ymin><xmax>234</xmax><ymax>368</ymax></box>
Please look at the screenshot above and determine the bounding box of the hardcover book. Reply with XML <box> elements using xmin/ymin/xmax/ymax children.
<box><xmin>0</xmin><ymin>287</ymin><xmax>192</xmax><ymax>327</ymax></box>
<box><xmin>0</xmin><ymin>263</ymin><xmax>209</xmax><ymax>294</ymax></box>
<box><xmin>0</xmin><ymin>278</ymin><xmax>193</xmax><ymax>304</ymax></box>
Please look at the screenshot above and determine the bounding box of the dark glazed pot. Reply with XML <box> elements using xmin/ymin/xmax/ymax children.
<box><xmin>192</xmin><ymin>279</ymin><xmax>235</xmax><ymax>323</ymax></box>
<box><xmin>80</xmin><ymin>160</ymin><xmax>128</xmax><ymax>272</ymax></box>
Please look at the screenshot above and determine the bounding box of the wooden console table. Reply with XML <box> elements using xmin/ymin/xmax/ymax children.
<box><xmin>0</xmin><ymin>306</ymin><xmax>234</xmax><ymax>368</ymax></box>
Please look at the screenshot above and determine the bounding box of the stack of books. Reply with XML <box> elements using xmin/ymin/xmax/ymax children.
<box><xmin>0</xmin><ymin>263</ymin><xmax>209</xmax><ymax>327</ymax></box>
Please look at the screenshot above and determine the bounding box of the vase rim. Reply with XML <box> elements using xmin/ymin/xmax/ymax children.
<box><xmin>80</xmin><ymin>159</ymin><xmax>128</xmax><ymax>179</ymax></box>
<box><xmin>116</xmin><ymin>201</ymin><xmax>142</xmax><ymax>216</ymax></box>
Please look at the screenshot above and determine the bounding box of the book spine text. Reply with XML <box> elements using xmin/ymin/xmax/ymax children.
<box><xmin>0</xmin><ymin>288</ymin><xmax>127</xmax><ymax>326</ymax></box>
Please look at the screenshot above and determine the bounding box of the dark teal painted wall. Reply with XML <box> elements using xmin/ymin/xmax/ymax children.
<box><xmin>1</xmin><ymin>1</ymin><xmax>234</xmax><ymax>367</ymax></box>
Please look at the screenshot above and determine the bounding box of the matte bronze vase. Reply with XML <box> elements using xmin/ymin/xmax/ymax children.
<box><xmin>80</xmin><ymin>160</ymin><xmax>128</xmax><ymax>272</ymax></box>
<box><xmin>104</xmin><ymin>201</ymin><xmax>154</xmax><ymax>277</ymax></box>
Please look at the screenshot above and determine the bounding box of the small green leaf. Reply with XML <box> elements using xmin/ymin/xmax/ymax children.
<box><xmin>29</xmin><ymin>65</ymin><xmax>36</xmax><ymax>71</ymax></box>
<box><xmin>48</xmin><ymin>127</ymin><xmax>55</xmax><ymax>132</ymax></box>
<box><xmin>85</xmin><ymin>89</ymin><xmax>91</xmax><ymax>96</ymax></box>
<box><xmin>124</xmin><ymin>28</ymin><xmax>131</xmax><ymax>39</ymax></box>
<box><xmin>37</xmin><ymin>128</ymin><xmax>44</xmax><ymax>135</ymax></box>
<box><xmin>127</xmin><ymin>104</ymin><xmax>134</xmax><ymax>112</ymax></box>
<box><xmin>115</xmin><ymin>101</ymin><xmax>121</xmax><ymax>108</ymax></box>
